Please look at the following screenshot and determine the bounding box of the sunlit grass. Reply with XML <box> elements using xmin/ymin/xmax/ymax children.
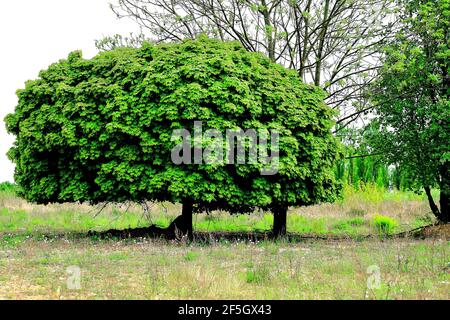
<box><xmin>0</xmin><ymin>183</ymin><xmax>448</xmax><ymax>300</ymax></box>
<box><xmin>0</xmin><ymin>183</ymin><xmax>438</xmax><ymax>237</ymax></box>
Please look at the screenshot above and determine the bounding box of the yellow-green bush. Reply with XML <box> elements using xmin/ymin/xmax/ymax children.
<box><xmin>373</xmin><ymin>214</ymin><xmax>397</xmax><ymax>235</ymax></box>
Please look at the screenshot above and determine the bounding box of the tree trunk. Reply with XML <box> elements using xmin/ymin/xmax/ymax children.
<box><xmin>272</xmin><ymin>206</ymin><xmax>287</xmax><ymax>237</ymax></box>
<box><xmin>260</xmin><ymin>0</ymin><xmax>275</xmax><ymax>62</ymax></box>
<box><xmin>298</xmin><ymin>0</ymin><xmax>312</xmax><ymax>80</ymax></box>
<box><xmin>439</xmin><ymin>189</ymin><xmax>449</xmax><ymax>223</ymax></box>
<box><xmin>181</xmin><ymin>199</ymin><xmax>193</xmax><ymax>239</ymax></box>
<box><xmin>438</xmin><ymin>164</ymin><xmax>449</xmax><ymax>223</ymax></box>
<box><xmin>314</xmin><ymin>0</ymin><xmax>331</xmax><ymax>86</ymax></box>
<box><xmin>424</xmin><ymin>186</ymin><xmax>442</xmax><ymax>221</ymax></box>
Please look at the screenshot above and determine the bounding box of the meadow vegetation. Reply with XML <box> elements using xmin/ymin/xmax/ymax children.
<box><xmin>0</xmin><ymin>182</ymin><xmax>448</xmax><ymax>299</ymax></box>
<box><xmin>1</xmin><ymin>0</ymin><xmax>448</xmax><ymax>301</ymax></box>
<box><xmin>0</xmin><ymin>183</ymin><xmax>438</xmax><ymax>237</ymax></box>
<box><xmin>0</xmin><ymin>236</ymin><xmax>447</xmax><ymax>299</ymax></box>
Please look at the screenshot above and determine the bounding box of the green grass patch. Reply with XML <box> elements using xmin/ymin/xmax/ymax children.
<box><xmin>373</xmin><ymin>214</ymin><xmax>398</xmax><ymax>236</ymax></box>
<box><xmin>184</xmin><ymin>251</ymin><xmax>199</xmax><ymax>262</ymax></box>
<box><xmin>245</xmin><ymin>263</ymin><xmax>271</xmax><ymax>284</ymax></box>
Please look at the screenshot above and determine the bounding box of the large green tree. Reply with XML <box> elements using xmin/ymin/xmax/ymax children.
<box><xmin>5</xmin><ymin>37</ymin><xmax>341</xmax><ymax>236</ymax></box>
<box><xmin>368</xmin><ymin>0</ymin><xmax>449</xmax><ymax>222</ymax></box>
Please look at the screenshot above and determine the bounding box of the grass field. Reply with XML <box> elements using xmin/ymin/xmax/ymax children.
<box><xmin>0</xmin><ymin>184</ymin><xmax>448</xmax><ymax>299</ymax></box>
<box><xmin>0</xmin><ymin>184</ymin><xmax>438</xmax><ymax>236</ymax></box>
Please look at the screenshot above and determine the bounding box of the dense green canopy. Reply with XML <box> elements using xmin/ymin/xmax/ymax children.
<box><xmin>367</xmin><ymin>0</ymin><xmax>449</xmax><ymax>222</ymax></box>
<box><xmin>5</xmin><ymin>37</ymin><xmax>341</xmax><ymax>213</ymax></box>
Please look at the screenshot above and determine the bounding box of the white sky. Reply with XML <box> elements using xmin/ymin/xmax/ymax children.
<box><xmin>0</xmin><ymin>0</ymin><xmax>139</xmax><ymax>182</ymax></box>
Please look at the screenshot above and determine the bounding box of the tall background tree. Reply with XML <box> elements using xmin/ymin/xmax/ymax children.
<box><xmin>367</xmin><ymin>0</ymin><xmax>449</xmax><ymax>223</ymax></box>
<box><xmin>107</xmin><ymin>0</ymin><xmax>398</xmax><ymax>130</ymax></box>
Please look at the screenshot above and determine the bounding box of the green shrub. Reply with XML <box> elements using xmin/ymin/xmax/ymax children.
<box><xmin>0</xmin><ymin>182</ymin><xmax>17</xmax><ymax>194</ymax></box>
<box><xmin>373</xmin><ymin>214</ymin><xmax>397</xmax><ymax>235</ymax></box>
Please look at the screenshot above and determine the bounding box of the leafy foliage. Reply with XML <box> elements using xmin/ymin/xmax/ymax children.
<box><xmin>366</xmin><ymin>0</ymin><xmax>449</xmax><ymax>221</ymax></box>
<box><xmin>110</xmin><ymin>0</ymin><xmax>397</xmax><ymax>129</ymax></box>
<box><xmin>0</xmin><ymin>182</ymin><xmax>18</xmax><ymax>194</ymax></box>
<box><xmin>5</xmin><ymin>37</ymin><xmax>341</xmax><ymax>213</ymax></box>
